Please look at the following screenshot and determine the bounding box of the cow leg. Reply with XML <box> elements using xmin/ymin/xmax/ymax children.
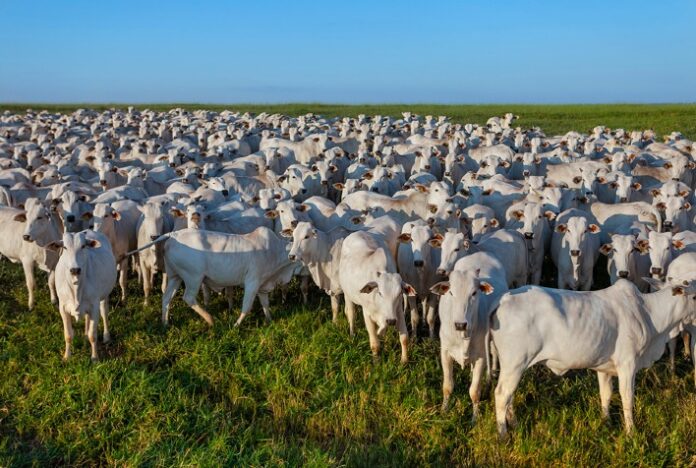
<box><xmin>48</xmin><ymin>270</ymin><xmax>57</xmax><ymax>305</ymax></box>
<box><xmin>118</xmin><ymin>258</ymin><xmax>128</xmax><ymax>301</ymax></box>
<box><xmin>59</xmin><ymin>306</ymin><xmax>74</xmax><ymax>360</ymax></box>
<box><xmin>300</xmin><ymin>274</ymin><xmax>309</xmax><ymax>305</ymax></box>
<box><xmin>330</xmin><ymin>294</ymin><xmax>340</xmax><ymax>323</ymax></box>
<box><xmin>201</xmin><ymin>284</ymin><xmax>210</xmax><ymax>306</ymax></box>
<box><xmin>691</xmin><ymin>331</ymin><xmax>696</xmax><ymax>389</ymax></box>
<box><xmin>258</xmin><ymin>292</ymin><xmax>272</xmax><ymax>323</ymax></box>
<box><xmin>597</xmin><ymin>371</ymin><xmax>613</xmax><ymax>419</ymax></box>
<box><xmin>88</xmin><ymin>310</ymin><xmax>99</xmax><ymax>362</ymax></box>
<box><xmin>182</xmin><ymin>277</ymin><xmax>213</xmax><ymax>325</ymax></box>
<box><xmin>363</xmin><ymin>312</ymin><xmax>380</xmax><ymax>361</ymax></box>
<box><xmin>344</xmin><ymin>298</ymin><xmax>356</xmax><ymax>336</ymax></box>
<box><xmin>85</xmin><ymin>314</ymin><xmax>90</xmax><ymax>337</ymax></box>
<box><xmin>161</xmin><ymin>272</ymin><xmax>167</xmax><ymax>294</ymax></box>
<box><xmin>441</xmin><ymin>348</ymin><xmax>454</xmax><ymax>411</ymax></box>
<box><xmin>490</xmin><ymin>341</ymin><xmax>499</xmax><ymax>374</ymax></box>
<box><xmin>617</xmin><ymin>367</ymin><xmax>637</xmax><ymax>433</ymax></box>
<box><xmin>407</xmin><ymin>295</ymin><xmax>419</xmax><ymax>339</ymax></box>
<box><xmin>470</xmin><ymin>358</ymin><xmax>485</xmax><ymax>423</ymax></box>
<box><xmin>397</xmin><ymin>305</ymin><xmax>409</xmax><ymax>364</ymax></box>
<box><xmin>21</xmin><ymin>259</ymin><xmax>36</xmax><ymax>310</ymax></box>
<box><xmin>426</xmin><ymin>295</ymin><xmax>437</xmax><ymax>339</ymax></box>
<box><xmin>100</xmin><ymin>299</ymin><xmax>111</xmax><ymax>343</ymax></box>
<box><xmin>226</xmin><ymin>287</ymin><xmax>235</xmax><ymax>313</ymax></box>
<box><xmin>668</xmin><ymin>338</ymin><xmax>677</xmax><ymax>374</ymax></box>
<box><xmin>161</xmin><ymin>275</ymin><xmax>182</xmax><ymax>326</ymax></box>
<box><xmin>683</xmin><ymin>331</ymin><xmax>691</xmax><ymax>357</ymax></box>
<box><xmin>494</xmin><ymin>366</ymin><xmax>524</xmax><ymax>439</ymax></box>
<box><xmin>234</xmin><ymin>281</ymin><xmax>259</xmax><ymax>327</ymax></box>
<box><xmin>142</xmin><ymin>264</ymin><xmax>152</xmax><ymax>305</ymax></box>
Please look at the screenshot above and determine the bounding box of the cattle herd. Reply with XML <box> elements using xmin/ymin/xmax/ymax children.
<box><xmin>1</xmin><ymin>108</ymin><xmax>695</xmax><ymax>438</ymax></box>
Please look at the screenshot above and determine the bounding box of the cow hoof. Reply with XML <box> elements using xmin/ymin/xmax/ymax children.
<box><xmin>441</xmin><ymin>398</ymin><xmax>450</xmax><ymax>412</ymax></box>
<box><xmin>103</xmin><ymin>334</ymin><xmax>111</xmax><ymax>344</ymax></box>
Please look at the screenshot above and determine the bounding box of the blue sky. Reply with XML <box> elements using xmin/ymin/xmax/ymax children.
<box><xmin>1</xmin><ymin>0</ymin><xmax>695</xmax><ymax>103</ymax></box>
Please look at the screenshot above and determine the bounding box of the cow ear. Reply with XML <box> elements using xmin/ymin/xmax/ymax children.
<box><xmin>414</xmin><ymin>184</ymin><xmax>428</xmax><ymax>193</ymax></box>
<box><xmin>544</xmin><ymin>210</ymin><xmax>556</xmax><ymax>220</ymax></box>
<box><xmin>112</xmin><ymin>211</ymin><xmax>121</xmax><ymax>221</ymax></box>
<box><xmin>597</xmin><ymin>176</ymin><xmax>607</xmax><ymax>184</ymax></box>
<box><xmin>609</xmin><ymin>182</ymin><xmax>618</xmax><ymax>189</ymax></box>
<box><xmin>45</xmin><ymin>240</ymin><xmax>64</xmax><ymax>251</ymax></box>
<box><xmin>635</xmin><ymin>239</ymin><xmax>649</xmax><ymax>254</ymax></box>
<box><xmin>672</xmin><ymin>240</ymin><xmax>685</xmax><ymax>250</ymax></box>
<box><xmin>86</xmin><ymin>238</ymin><xmax>101</xmax><ymax>248</ymax></box>
<box><xmin>663</xmin><ymin>162</ymin><xmax>673</xmax><ymax>169</ymax></box>
<box><xmin>310</xmin><ymin>164</ymin><xmax>318</xmax><ymax>172</ymax></box>
<box><xmin>273</xmin><ymin>193</ymin><xmax>283</xmax><ymax>200</ymax></box>
<box><xmin>81</xmin><ymin>211</ymin><xmax>93</xmax><ymax>220</ymax></box>
<box><xmin>512</xmin><ymin>210</ymin><xmax>524</xmax><ymax>220</ymax></box>
<box><xmin>251</xmin><ymin>196</ymin><xmax>260</xmax><ymax>203</ymax></box>
<box><xmin>398</xmin><ymin>233</ymin><xmax>412</xmax><ymax>243</ymax></box>
<box><xmin>479</xmin><ymin>281</ymin><xmax>494</xmax><ymax>295</ymax></box>
<box><xmin>679</xmin><ymin>190</ymin><xmax>690</xmax><ymax>197</ymax></box>
<box><xmin>362</xmin><ymin>171</ymin><xmax>373</xmax><ymax>180</ymax></box>
<box><xmin>430</xmin><ymin>281</ymin><xmax>450</xmax><ymax>296</ymax></box>
<box><xmin>350</xmin><ymin>216</ymin><xmax>363</xmax><ymax>225</ymax></box>
<box><xmin>489</xmin><ymin>218</ymin><xmax>499</xmax><ymax>228</ymax></box>
<box><xmin>264</xmin><ymin>210</ymin><xmax>278</xmax><ymax>219</ymax></box>
<box><xmin>428</xmin><ymin>237</ymin><xmax>442</xmax><ymax>248</ymax></box>
<box><xmin>514</xmin><ymin>155</ymin><xmax>523</xmax><ymax>162</ymax></box>
<box><xmin>428</xmin><ymin>204</ymin><xmax>438</xmax><ymax>214</ymax></box>
<box><xmin>631</xmin><ymin>182</ymin><xmax>642</xmax><ymax>191</ymax></box>
<box><xmin>602</xmin><ymin>156</ymin><xmax>612</xmax><ymax>164</ymax></box>
<box><xmin>656</xmin><ymin>202</ymin><xmax>666</xmax><ymax>211</ymax></box>
<box><xmin>684</xmin><ymin>202</ymin><xmax>692</xmax><ymax>210</ymax></box>
<box><xmin>360</xmin><ymin>281</ymin><xmax>378</xmax><ymax>294</ymax></box>
<box><xmin>599</xmin><ymin>243</ymin><xmax>613</xmax><ymax>255</ymax></box>
<box><xmin>171</xmin><ymin>207</ymin><xmax>184</xmax><ymax>217</ymax></box>
<box><xmin>280</xmin><ymin>228</ymin><xmax>293</xmax><ymax>238</ymax></box>
<box><xmin>650</xmin><ymin>188</ymin><xmax>661</xmax><ymax>197</ymax></box>
<box><xmin>671</xmin><ymin>286</ymin><xmax>685</xmax><ymax>296</ymax></box>
<box><xmin>13</xmin><ymin>212</ymin><xmax>26</xmax><ymax>222</ymax></box>
<box><xmin>572</xmin><ymin>176</ymin><xmax>582</xmax><ymax>184</ymax></box>
<box><xmin>555</xmin><ymin>223</ymin><xmax>567</xmax><ymax>233</ymax></box>
<box><xmin>329</xmin><ymin>164</ymin><xmax>338</xmax><ymax>173</ymax></box>
<box><xmin>587</xmin><ymin>224</ymin><xmax>601</xmax><ymax>233</ymax></box>
<box><xmin>296</xmin><ymin>204</ymin><xmax>309</xmax><ymax>212</ymax></box>
<box><xmin>402</xmin><ymin>282</ymin><xmax>417</xmax><ymax>296</ymax></box>
<box><xmin>332</xmin><ymin>182</ymin><xmax>344</xmax><ymax>191</ymax></box>
<box><xmin>277</xmin><ymin>175</ymin><xmax>287</xmax><ymax>183</ymax></box>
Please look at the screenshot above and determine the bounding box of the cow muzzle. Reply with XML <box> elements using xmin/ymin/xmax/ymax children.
<box><xmin>22</xmin><ymin>234</ymin><xmax>32</xmax><ymax>242</ymax></box>
<box><xmin>288</xmin><ymin>254</ymin><xmax>296</xmax><ymax>261</ymax></box>
<box><xmin>524</xmin><ymin>232</ymin><xmax>534</xmax><ymax>239</ymax></box>
<box><xmin>454</xmin><ymin>322</ymin><xmax>467</xmax><ymax>332</ymax></box>
<box><xmin>570</xmin><ymin>250</ymin><xmax>581</xmax><ymax>257</ymax></box>
<box><xmin>221</xmin><ymin>189</ymin><xmax>229</xmax><ymax>196</ymax></box>
<box><xmin>70</xmin><ymin>267</ymin><xmax>81</xmax><ymax>276</ymax></box>
<box><xmin>436</xmin><ymin>268</ymin><xmax>447</xmax><ymax>277</ymax></box>
<box><xmin>663</xmin><ymin>221</ymin><xmax>673</xmax><ymax>231</ymax></box>
<box><xmin>100</xmin><ymin>180</ymin><xmax>107</xmax><ymax>186</ymax></box>
<box><xmin>413</xmin><ymin>260</ymin><xmax>424</xmax><ymax>268</ymax></box>
<box><xmin>66</xmin><ymin>215</ymin><xmax>76</xmax><ymax>223</ymax></box>
<box><xmin>386</xmin><ymin>318</ymin><xmax>397</xmax><ymax>326</ymax></box>
<box><xmin>618</xmin><ymin>271</ymin><xmax>629</xmax><ymax>279</ymax></box>
<box><xmin>150</xmin><ymin>235</ymin><xmax>159</xmax><ymax>241</ymax></box>
<box><xmin>651</xmin><ymin>267</ymin><xmax>662</xmax><ymax>276</ymax></box>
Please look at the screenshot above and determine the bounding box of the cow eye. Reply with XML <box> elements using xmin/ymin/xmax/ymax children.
<box><xmin>454</xmin><ymin>248</ymin><xmax>460</xmax><ymax>252</ymax></box>
<box><xmin>472</xmin><ymin>291</ymin><xmax>477</xmax><ymax>296</ymax></box>
<box><xmin>304</xmin><ymin>235</ymin><xmax>309</xmax><ymax>239</ymax></box>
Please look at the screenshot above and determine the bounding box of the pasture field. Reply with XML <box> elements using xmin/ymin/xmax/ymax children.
<box><xmin>0</xmin><ymin>104</ymin><xmax>696</xmax><ymax>466</ymax></box>
<box><xmin>2</xmin><ymin>103</ymin><xmax>696</xmax><ymax>140</ymax></box>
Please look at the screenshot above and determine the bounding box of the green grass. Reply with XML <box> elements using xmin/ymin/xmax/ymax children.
<box><xmin>1</xmin><ymin>103</ymin><xmax>696</xmax><ymax>465</ymax></box>
<box><xmin>2</xmin><ymin>103</ymin><xmax>696</xmax><ymax>140</ymax></box>
<box><xmin>0</xmin><ymin>260</ymin><xmax>695</xmax><ymax>466</ymax></box>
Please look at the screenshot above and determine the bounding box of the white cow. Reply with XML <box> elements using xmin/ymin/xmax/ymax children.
<box><xmin>51</xmin><ymin>230</ymin><xmax>117</xmax><ymax>361</ymax></box>
<box><xmin>339</xmin><ymin>231</ymin><xmax>415</xmax><ymax>363</ymax></box>
<box><xmin>491</xmin><ymin>279</ymin><xmax>696</xmax><ymax>437</ymax></box>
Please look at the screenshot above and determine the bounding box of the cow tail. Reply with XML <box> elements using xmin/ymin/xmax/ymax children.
<box><xmin>119</xmin><ymin>232</ymin><xmax>174</xmax><ymax>261</ymax></box>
